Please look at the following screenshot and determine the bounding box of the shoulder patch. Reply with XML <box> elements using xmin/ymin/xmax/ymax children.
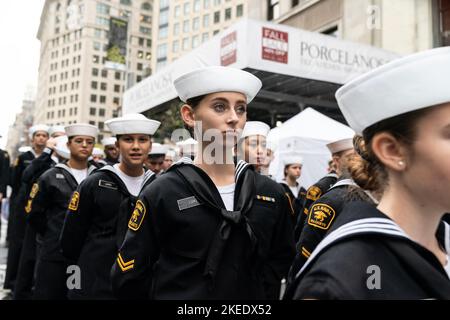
<box><xmin>68</xmin><ymin>191</ymin><xmax>80</xmax><ymax>211</ymax></box>
<box><xmin>128</xmin><ymin>200</ymin><xmax>146</xmax><ymax>231</ymax></box>
<box><xmin>306</xmin><ymin>186</ymin><xmax>322</xmax><ymax>201</ymax></box>
<box><xmin>56</xmin><ymin>173</ymin><xmax>65</xmax><ymax>179</ymax></box>
<box><xmin>98</xmin><ymin>179</ymin><xmax>118</xmax><ymax>190</ymax></box>
<box><xmin>30</xmin><ymin>183</ymin><xmax>39</xmax><ymax>199</ymax></box>
<box><xmin>307</xmin><ymin>203</ymin><xmax>336</xmax><ymax>230</ymax></box>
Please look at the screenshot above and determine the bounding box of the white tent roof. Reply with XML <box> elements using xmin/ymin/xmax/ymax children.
<box><xmin>267</xmin><ymin>107</ymin><xmax>355</xmax><ymax>143</ymax></box>
<box><xmin>268</xmin><ymin>108</ymin><xmax>355</xmax><ymax>188</ymax></box>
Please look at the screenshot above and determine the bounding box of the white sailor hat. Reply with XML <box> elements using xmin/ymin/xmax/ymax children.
<box><xmin>149</xmin><ymin>143</ymin><xmax>169</xmax><ymax>156</ymax></box>
<box><xmin>239</xmin><ymin>121</ymin><xmax>270</xmax><ymax>141</ymax></box>
<box><xmin>101</xmin><ymin>137</ymin><xmax>117</xmax><ymax>146</ymax></box>
<box><xmin>105</xmin><ymin>113</ymin><xmax>160</xmax><ymax>136</ymax></box>
<box><xmin>336</xmin><ymin>47</ymin><xmax>450</xmax><ymax>134</ymax></box>
<box><xmin>176</xmin><ymin>138</ymin><xmax>198</xmax><ymax>155</ymax></box>
<box><xmin>92</xmin><ymin>147</ymin><xmax>104</xmax><ymax>157</ymax></box>
<box><xmin>282</xmin><ymin>153</ymin><xmax>304</xmax><ymax>167</ymax></box>
<box><xmin>173</xmin><ymin>66</ymin><xmax>262</xmax><ymax>103</ymax></box>
<box><xmin>54</xmin><ymin>135</ymin><xmax>70</xmax><ymax>160</ymax></box>
<box><xmin>18</xmin><ymin>146</ymin><xmax>32</xmax><ymax>153</ymax></box>
<box><xmin>29</xmin><ymin>124</ymin><xmax>49</xmax><ymax>138</ymax></box>
<box><xmin>64</xmin><ymin>123</ymin><xmax>98</xmax><ymax>138</ymax></box>
<box><xmin>49</xmin><ymin>125</ymin><xmax>66</xmax><ymax>137</ymax></box>
<box><xmin>166</xmin><ymin>149</ymin><xmax>177</xmax><ymax>158</ymax></box>
<box><xmin>326</xmin><ymin>138</ymin><xmax>354</xmax><ymax>154</ymax></box>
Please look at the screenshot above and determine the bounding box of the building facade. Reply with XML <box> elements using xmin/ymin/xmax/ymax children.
<box><xmin>151</xmin><ymin>0</ymin><xmax>267</xmax><ymax>72</ymax></box>
<box><xmin>35</xmin><ymin>0</ymin><xmax>154</xmax><ymax>141</ymax></box>
<box><xmin>268</xmin><ymin>0</ymin><xmax>448</xmax><ymax>54</ymax></box>
<box><xmin>6</xmin><ymin>100</ymin><xmax>36</xmax><ymax>161</ymax></box>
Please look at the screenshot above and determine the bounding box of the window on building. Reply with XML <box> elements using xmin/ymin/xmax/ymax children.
<box><xmin>193</xmin><ymin>17</ymin><xmax>200</xmax><ymax>31</ymax></box>
<box><xmin>292</xmin><ymin>0</ymin><xmax>299</xmax><ymax>7</ymax></box>
<box><xmin>183</xmin><ymin>20</ymin><xmax>190</xmax><ymax>33</ymax></box>
<box><xmin>213</xmin><ymin>29</ymin><xmax>220</xmax><ymax>35</ymax></box>
<box><xmin>192</xmin><ymin>35</ymin><xmax>200</xmax><ymax>48</ymax></box>
<box><xmin>138</xmin><ymin>50</ymin><xmax>144</xmax><ymax>59</ymax></box>
<box><xmin>99</xmin><ymin>108</ymin><xmax>106</xmax><ymax>117</ymax></box>
<box><xmin>156</xmin><ymin>44</ymin><xmax>167</xmax><ymax>60</ymax></box>
<box><xmin>93</xmin><ymin>55</ymin><xmax>99</xmax><ymax>63</ymax></box>
<box><xmin>194</xmin><ymin>0</ymin><xmax>201</xmax><ymax>12</ymax></box>
<box><xmin>100</xmin><ymin>96</ymin><xmax>106</xmax><ymax>104</ymax></box>
<box><xmin>137</xmin><ymin>63</ymin><xmax>143</xmax><ymax>70</ymax></box>
<box><xmin>91</xmin><ymin>81</ymin><xmax>98</xmax><ymax>89</ymax></box>
<box><xmin>101</xmin><ymin>69</ymin><xmax>108</xmax><ymax>78</ymax></box>
<box><xmin>182</xmin><ymin>37</ymin><xmax>189</xmax><ymax>50</ymax></box>
<box><xmin>225</xmin><ymin>8</ymin><xmax>232</xmax><ymax>20</ymax></box>
<box><xmin>113</xmin><ymin>97</ymin><xmax>120</xmax><ymax>106</ymax></box>
<box><xmin>184</xmin><ymin>2</ymin><xmax>190</xmax><ymax>15</ymax></box>
<box><xmin>138</xmin><ymin>37</ymin><xmax>145</xmax><ymax>46</ymax></box>
<box><xmin>173</xmin><ymin>23</ymin><xmax>180</xmax><ymax>36</ymax></box>
<box><xmin>115</xmin><ymin>71</ymin><xmax>121</xmax><ymax>80</ymax></box>
<box><xmin>89</xmin><ymin>120</ymin><xmax>96</xmax><ymax>126</ymax></box>
<box><xmin>92</xmin><ymin>68</ymin><xmax>99</xmax><ymax>77</ymax></box>
<box><xmin>91</xmin><ymin>95</ymin><xmax>97</xmax><ymax>103</ymax></box>
<box><xmin>100</xmin><ymin>83</ymin><xmax>107</xmax><ymax>90</ymax></box>
<box><xmin>174</xmin><ymin>5</ymin><xmax>181</xmax><ymax>17</ymax></box>
<box><xmin>172</xmin><ymin>40</ymin><xmax>179</xmax><ymax>53</ymax></box>
<box><xmin>136</xmin><ymin>75</ymin><xmax>143</xmax><ymax>82</ymax></box>
<box><xmin>268</xmin><ymin>0</ymin><xmax>280</xmax><ymax>20</ymax></box>
<box><xmin>93</xmin><ymin>42</ymin><xmax>101</xmax><ymax>51</ymax></box>
<box><xmin>120</xmin><ymin>0</ymin><xmax>131</xmax><ymax>5</ymax></box>
<box><xmin>147</xmin><ymin>39</ymin><xmax>151</xmax><ymax>47</ymax></box>
<box><xmin>214</xmin><ymin>0</ymin><xmax>221</xmax><ymax>5</ymax></box>
<box><xmin>98</xmin><ymin>122</ymin><xmax>104</xmax><ymax>130</ymax></box>
<box><xmin>96</xmin><ymin>3</ymin><xmax>110</xmax><ymax>14</ymax></box>
<box><xmin>96</xmin><ymin>17</ymin><xmax>109</xmax><ymax>26</ymax></box>
<box><xmin>114</xmin><ymin>84</ymin><xmax>121</xmax><ymax>93</ymax></box>
<box><xmin>160</xmin><ymin>0</ymin><xmax>170</xmax><ymax>9</ymax></box>
<box><xmin>90</xmin><ymin>107</ymin><xmax>96</xmax><ymax>116</ymax></box>
<box><xmin>158</xmin><ymin>26</ymin><xmax>168</xmax><ymax>39</ymax></box>
<box><xmin>141</xmin><ymin>14</ymin><xmax>151</xmax><ymax>24</ymax></box>
<box><xmin>203</xmin><ymin>14</ymin><xmax>210</xmax><ymax>27</ymax></box>
<box><xmin>142</xmin><ymin>2</ymin><xmax>152</xmax><ymax>10</ymax></box>
<box><xmin>140</xmin><ymin>26</ymin><xmax>151</xmax><ymax>34</ymax></box>
<box><xmin>214</xmin><ymin>11</ymin><xmax>220</xmax><ymax>23</ymax></box>
<box><xmin>159</xmin><ymin>10</ymin><xmax>169</xmax><ymax>25</ymax></box>
<box><xmin>204</xmin><ymin>0</ymin><xmax>210</xmax><ymax>9</ymax></box>
<box><xmin>146</xmin><ymin>52</ymin><xmax>151</xmax><ymax>60</ymax></box>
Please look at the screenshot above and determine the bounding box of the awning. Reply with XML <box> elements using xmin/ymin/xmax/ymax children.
<box><xmin>123</xmin><ymin>18</ymin><xmax>400</xmax><ymax>125</ymax></box>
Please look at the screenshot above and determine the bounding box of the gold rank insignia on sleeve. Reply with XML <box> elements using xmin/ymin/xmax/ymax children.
<box><xmin>306</xmin><ymin>186</ymin><xmax>322</xmax><ymax>201</ymax></box>
<box><xmin>30</xmin><ymin>183</ymin><xmax>39</xmax><ymax>199</ymax></box>
<box><xmin>128</xmin><ymin>200</ymin><xmax>146</xmax><ymax>231</ymax></box>
<box><xmin>308</xmin><ymin>203</ymin><xmax>336</xmax><ymax>230</ymax></box>
<box><xmin>25</xmin><ymin>199</ymin><xmax>33</xmax><ymax>214</ymax></box>
<box><xmin>117</xmin><ymin>253</ymin><xmax>135</xmax><ymax>272</ymax></box>
<box><xmin>68</xmin><ymin>191</ymin><xmax>80</xmax><ymax>211</ymax></box>
<box><xmin>256</xmin><ymin>195</ymin><xmax>276</xmax><ymax>203</ymax></box>
<box><xmin>300</xmin><ymin>246</ymin><xmax>311</xmax><ymax>259</ymax></box>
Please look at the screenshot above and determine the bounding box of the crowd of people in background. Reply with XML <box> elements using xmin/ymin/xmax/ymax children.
<box><xmin>0</xmin><ymin>46</ymin><xmax>449</xmax><ymax>300</ymax></box>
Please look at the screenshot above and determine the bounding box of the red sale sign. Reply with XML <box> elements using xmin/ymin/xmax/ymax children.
<box><xmin>262</xmin><ymin>27</ymin><xmax>288</xmax><ymax>64</ymax></box>
<box><xmin>221</xmin><ymin>31</ymin><xmax>237</xmax><ymax>66</ymax></box>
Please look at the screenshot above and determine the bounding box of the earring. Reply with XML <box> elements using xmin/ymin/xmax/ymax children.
<box><xmin>398</xmin><ymin>160</ymin><xmax>405</xmax><ymax>167</ymax></box>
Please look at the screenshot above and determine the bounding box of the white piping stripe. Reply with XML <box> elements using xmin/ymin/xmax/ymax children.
<box><xmin>294</xmin><ymin>218</ymin><xmax>409</xmax><ymax>280</ymax></box>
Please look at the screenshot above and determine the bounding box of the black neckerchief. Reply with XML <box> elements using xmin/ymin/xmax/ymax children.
<box><xmin>169</xmin><ymin>158</ymin><xmax>258</xmax><ymax>291</ymax></box>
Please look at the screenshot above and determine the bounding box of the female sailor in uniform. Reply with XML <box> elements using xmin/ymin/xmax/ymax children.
<box><xmin>111</xmin><ymin>66</ymin><xmax>295</xmax><ymax>300</ymax></box>
<box><xmin>292</xmin><ymin>47</ymin><xmax>450</xmax><ymax>299</ymax></box>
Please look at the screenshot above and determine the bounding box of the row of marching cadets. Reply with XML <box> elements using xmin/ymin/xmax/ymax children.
<box><xmin>2</xmin><ymin>46</ymin><xmax>450</xmax><ymax>300</ymax></box>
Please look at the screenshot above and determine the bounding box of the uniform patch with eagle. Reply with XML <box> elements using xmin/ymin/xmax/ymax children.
<box><xmin>306</xmin><ymin>186</ymin><xmax>322</xmax><ymax>201</ymax></box>
<box><xmin>308</xmin><ymin>203</ymin><xmax>336</xmax><ymax>230</ymax></box>
<box><xmin>128</xmin><ymin>200</ymin><xmax>146</xmax><ymax>231</ymax></box>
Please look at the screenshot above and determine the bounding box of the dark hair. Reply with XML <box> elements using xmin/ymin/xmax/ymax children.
<box><xmin>352</xmin><ymin>107</ymin><xmax>433</xmax><ymax>191</ymax></box>
<box><xmin>182</xmin><ymin>95</ymin><xmax>208</xmax><ymax>136</ymax></box>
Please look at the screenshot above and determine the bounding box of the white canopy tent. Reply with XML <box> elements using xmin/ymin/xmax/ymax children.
<box><xmin>268</xmin><ymin>108</ymin><xmax>355</xmax><ymax>188</ymax></box>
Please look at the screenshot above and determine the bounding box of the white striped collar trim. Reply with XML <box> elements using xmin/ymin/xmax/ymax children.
<box><xmin>175</xmin><ymin>157</ymin><xmax>250</xmax><ymax>183</ymax></box>
<box><xmin>294</xmin><ymin>217</ymin><xmax>409</xmax><ymax>280</ymax></box>
<box><xmin>328</xmin><ymin>178</ymin><xmax>357</xmax><ymax>190</ymax></box>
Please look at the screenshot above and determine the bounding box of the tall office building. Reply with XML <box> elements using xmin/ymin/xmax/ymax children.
<box><xmin>151</xmin><ymin>0</ymin><xmax>265</xmax><ymax>72</ymax></box>
<box><xmin>35</xmin><ymin>0</ymin><xmax>154</xmax><ymax>141</ymax></box>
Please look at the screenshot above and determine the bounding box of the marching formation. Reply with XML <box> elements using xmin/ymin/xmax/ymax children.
<box><xmin>0</xmin><ymin>47</ymin><xmax>450</xmax><ymax>300</ymax></box>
